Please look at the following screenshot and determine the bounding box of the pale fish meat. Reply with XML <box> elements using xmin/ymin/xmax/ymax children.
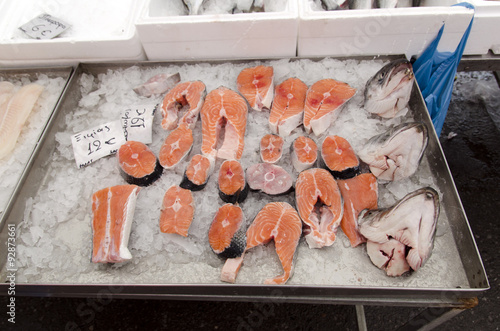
<box><xmin>133</xmin><ymin>72</ymin><xmax>181</xmax><ymax>97</ymax></box>
<box><xmin>357</xmin><ymin>122</ymin><xmax>428</xmax><ymax>181</ymax></box>
<box><xmin>364</xmin><ymin>59</ymin><xmax>414</xmax><ymax>118</ymax></box>
<box><xmin>359</xmin><ymin>187</ymin><xmax>440</xmax><ymax>276</ymax></box>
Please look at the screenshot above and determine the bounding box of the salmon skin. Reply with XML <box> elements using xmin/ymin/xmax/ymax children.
<box><xmin>358</xmin><ymin>122</ymin><xmax>428</xmax><ymax>181</ymax></box>
<box><xmin>295</xmin><ymin>168</ymin><xmax>343</xmax><ymax>248</ymax></box>
<box><xmin>237</xmin><ymin>65</ymin><xmax>274</xmax><ymax>112</ymax></box>
<box><xmin>260</xmin><ymin>134</ymin><xmax>284</xmax><ymax>164</ymax></box>
<box><xmin>290</xmin><ymin>136</ymin><xmax>318</xmax><ymax>172</ymax></box>
<box><xmin>161</xmin><ymin>81</ymin><xmax>206</xmax><ymax>130</ymax></box>
<box><xmin>209</xmin><ymin>203</ymin><xmax>246</xmax><ymax>259</ymax></box>
<box><xmin>359</xmin><ymin>187</ymin><xmax>439</xmax><ymax>276</ymax></box>
<box><xmin>180</xmin><ymin>154</ymin><xmax>215</xmax><ymax>191</ymax></box>
<box><xmin>91</xmin><ymin>185</ymin><xmax>140</xmax><ymax>263</ymax></box>
<box><xmin>337</xmin><ymin>173</ymin><xmax>378</xmax><ymax>247</ymax></box>
<box><xmin>320</xmin><ymin>135</ymin><xmax>360</xmax><ymax>180</ymax></box>
<box><xmin>133</xmin><ymin>72</ymin><xmax>181</xmax><ymax>98</ymax></box>
<box><xmin>269</xmin><ymin>77</ymin><xmax>308</xmax><ymax>136</ymax></box>
<box><xmin>246</xmin><ymin>163</ymin><xmax>293</xmax><ymax>196</ymax></box>
<box><xmin>303</xmin><ymin>79</ymin><xmax>356</xmax><ymax>136</ymax></box>
<box><xmin>117</xmin><ymin>141</ymin><xmax>163</xmax><ymax>187</ymax></box>
<box><xmin>159</xmin><ymin>123</ymin><xmax>193</xmax><ymax>169</ymax></box>
<box><xmin>218</xmin><ymin>160</ymin><xmax>249</xmax><ymax>204</ymax></box>
<box><xmin>201</xmin><ymin>86</ymin><xmax>248</xmax><ymax>160</ymax></box>
<box><xmin>159</xmin><ymin>185</ymin><xmax>194</xmax><ymax>237</ymax></box>
<box><xmin>221</xmin><ymin>202</ymin><xmax>302</xmax><ymax>284</ymax></box>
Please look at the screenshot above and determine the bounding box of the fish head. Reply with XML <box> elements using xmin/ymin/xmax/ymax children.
<box><xmin>365</xmin><ymin>59</ymin><xmax>414</xmax><ymax>100</ymax></box>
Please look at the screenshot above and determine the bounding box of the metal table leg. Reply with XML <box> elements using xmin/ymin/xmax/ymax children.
<box><xmin>356</xmin><ymin>305</ymin><xmax>368</xmax><ymax>331</ymax></box>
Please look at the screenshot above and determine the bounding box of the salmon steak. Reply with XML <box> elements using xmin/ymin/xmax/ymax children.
<box><xmin>180</xmin><ymin>154</ymin><xmax>215</xmax><ymax>191</ymax></box>
<box><xmin>209</xmin><ymin>203</ymin><xmax>246</xmax><ymax>259</ymax></box>
<box><xmin>236</xmin><ymin>65</ymin><xmax>274</xmax><ymax>112</ymax></box>
<box><xmin>201</xmin><ymin>86</ymin><xmax>248</xmax><ymax>160</ymax></box>
<box><xmin>159</xmin><ymin>185</ymin><xmax>194</xmax><ymax>237</ymax></box>
<box><xmin>303</xmin><ymin>79</ymin><xmax>356</xmax><ymax>136</ymax></box>
<box><xmin>117</xmin><ymin>141</ymin><xmax>163</xmax><ymax>187</ymax></box>
<box><xmin>246</xmin><ymin>163</ymin><xmax>293</xmax><ymax>196</ymax></box>
<box><xmin>91</xmin><ymin>185</ymin><xmax>141</xmax><ymax>263</ymax></box>
<box><xmin>260</xmin><ymin>134</ymin><xmax>284</xmax><ymax>164</ymax></box>
<box><xmin>161</xmin><ymin>80</ymin><xmax>206</xmax><ymax>130</ymax></box>
<box><xmin>159</xmin><ymin>123</ymin><xmax>193</xmax><ymax>169</ymax></box>
<box><xmin>221</xmin><ymin>202</ymin><xmax>302</xmax><ymax>285</ymax></box>
<box><xmin>337</xmin><ymin>173</ymin><xmax>378</xmax><ymax>247</ymax></box>
<box><xmin>320</xmin><ymin>135</ymin><xmax>360</xmax><ymax>179</ymax></box>
<box><xmin>218</xmin><ymin>160</ymin><xmax>249</xmax><ymax>204</ymax></box>
<box><xmin>295</xmin><ymin>168</ymin><xmax>343</xmax><ymax>248</ymax></box>
<box><xmin>268</xmin><ymin>77</ymin><xmax>308</xmax><ymax>136</ymax></box>
<box><xmin>290</xmin><ymin>136</ymin><xmax>318</xmax><ymax>172</ymax></box>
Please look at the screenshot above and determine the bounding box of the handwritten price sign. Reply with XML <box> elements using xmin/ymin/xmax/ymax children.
<box><xmin>71</xmin><ymin>120</ymin><xmax>126</xmax><ymax>168</ymax></box>
<box><xmin>121</xmin><ymin>104</ymin><xmax>157</xmax><ymax>144</ymax></box>
<box><xmin>19</xmin><ymin>13</ymin><xmax>69</xmax><ymax>40</ymax></box>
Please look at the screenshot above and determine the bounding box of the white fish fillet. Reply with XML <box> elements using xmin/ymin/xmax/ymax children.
<box><xmin>0</xmin><ymin>83</ymin><xmax>44</xmax><ymax>160</ymax></box>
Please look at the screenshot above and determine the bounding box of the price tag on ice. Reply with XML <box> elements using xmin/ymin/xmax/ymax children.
<box><xmin>71</xmin><ymin>120</ymin><xmax>126</xmax><ymax>168</ymax></box>
<box><xmin>19</xmin><ymin>13</ymin><xmax>69</xmax><ymax>40</ymax></box>
<box><xmin>121</xmin><ymin>104</ymin><xmax>157</xmax><ymax>144</ymax></box>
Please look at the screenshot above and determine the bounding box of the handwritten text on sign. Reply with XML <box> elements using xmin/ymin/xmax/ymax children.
<box><xmin>121</xmin><ymin>104</ymin><xmax>157</xmax><ymax>144</ymax></box>
<box><xmin>71</xmin><ymin>120</ymin><xmax>126</xmax><ymax>168</ymax></box>
<box><xmin>19</xmin><ymin>13</ymin><xmax>70</xmax><ymax>40</ymax></box>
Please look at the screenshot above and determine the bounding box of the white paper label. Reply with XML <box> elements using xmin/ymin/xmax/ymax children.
<box><xmin>19</xmin><ymin>13</ymin><xmax>69</xmax><ymax>40</ymax></box>
<box><xmin>121</xmin><ymin>104</ymin><xmax>157</xmax><ymax>144</ymax></box>
<box><xmin>71</xmin><ymin>120</ymin><xmax>126</xmax><ymax>168</ymax></box>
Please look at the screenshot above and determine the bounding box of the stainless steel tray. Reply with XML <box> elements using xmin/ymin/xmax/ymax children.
<box><xmin>0</xmin><ymin>66</ymin><xmax>73</xmax><ymax>226</ymax></box>
<box><xmin>0</xmin><ymin>58</ymin><xmax>488</xmax><ymax>305</ymax></box>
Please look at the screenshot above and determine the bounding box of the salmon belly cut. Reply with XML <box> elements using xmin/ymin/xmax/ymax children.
<box><xmin>303</xmin><ymin>79</ymin><xmax>356</xmax><ymax>136</ymax></box>
<box><xmin>295</xmin><ymin>168</ymin><xmax>343</xmax><ymax>248</ymax></box>
<box><xmin>159</xmin><ymin>185</ymin><xmax>194</xmax><ymax>237</ymax></box>
<box><xmin>221</xmin><ymin>202</ymin><xmax>302</xmax><ymax>284</ymax></box>
<box><xmin>237</xmin><ymin>65</ymin><xmax>274</xmax><ymax>112</ymax></box>
<box><xmin>201</xmin><ymin>86</ymin><xmax>248</xmax><ymax>160</ymax></box>
<box><xmin>91</xmin><ymin>185</ymin><xmax>141</xmax><ymax>263</ymax></box>
<box><xmin>337</xmin><ymin>173</ymin><xmax>378</xmax><ymax>247</ymax></box>
<box><xmin>161</xmin><ymin>80</ymin><xmax>206</xmax><ymax>130</ymax></box>
<box><xmin>269</xmin><ymin>77</ymin><xmax>307</xmax><ymax>136</ymax></box>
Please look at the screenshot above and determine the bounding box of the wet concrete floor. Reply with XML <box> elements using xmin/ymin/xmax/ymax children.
<box><xmin>1</xmin><ymin>71</ymin><xmax>499</xmax><ymax>330</ymax></box>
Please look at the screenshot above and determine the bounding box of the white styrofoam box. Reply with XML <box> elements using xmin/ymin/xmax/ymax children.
<box><xmin>0</xmin><ymin>0</ymin><xmax>146</xmax><ymax>67</ymax></box>
<box><xmin>136</xmin><ymin>0</ymin><xmax>299</xmax><ymax>61</ymax></box>
<box><xmin>464</xmin><ymin>0</ymin><xmax>500</xmax><ymax>55</ymax></box>
<box><xmin>298</xmin><ymin>0</ymin><xmax>475</xmax><ymax>59</ymax></box>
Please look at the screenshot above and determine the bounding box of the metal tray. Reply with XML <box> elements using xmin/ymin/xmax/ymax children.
<box><xmin>0</xmin><ymin>66</ymin><xmax>73</xmax><ymax>226</ymax></box>
<box><xmin>0</xmin><ymin>58</ymin><xmax>488</xmax><ymax>305</ymax></box>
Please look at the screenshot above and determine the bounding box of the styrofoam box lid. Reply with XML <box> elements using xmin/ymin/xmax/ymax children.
<box><xmin>0</xmin><ymin>0</ymin><xmax>146</xmax><ymax>62</ymax></box>
<box><xmin>298</xmin><ymin>0</ymin><xmax>475</xmax><ymax>58</ymax></box>
<box><xmin>136</xmin><ymin>0</ymin><xmax>299</xmax><ymax>43</ymax></box>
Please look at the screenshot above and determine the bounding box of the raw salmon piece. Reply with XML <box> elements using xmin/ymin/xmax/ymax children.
<box><xmin>161</xmin><ymin>81</ymin><xmax>206</xmax><ymax>130</ymax></box>
<box><xmin>337</xmin><ymin>173</ymin><xmax>378</xmax><ymax>247</ymax></box>
<box><xmin>260</xmin><ymin>134</ymin><xmax>284</xmax><ymax>164</ymax></box>
<box><xmin>159</xmin><ymin>185</ymin><xmax>194</xmax><ymax>237</ymax></box>
<box><xmin>320</xmin><ymin>135</ymin><xmax>360</xmax><ymax>179</ymax></box>
<box><xmin>209</xmin><ymin>203</ymin><xmax>246</xmax><ymax>259</ymax></box>
<box><xmin>218</xmin><ymin>160</ymin><xmax>249</xmax><ymax>204</ymax></box>
<box><xmin>295</xmin><ymin>168</ymin><xmax>343</xmax><ymax>248</ymax></box>
<box><xmin>221</xmin><ymin>202</ymin><xmax>302</xmax><ymax>284</ymax></box>
<box><xmin>290</xmin><ymin>136</ymin><xmax>317</xmax><ymax>172</ymax></box>
<box><xmin>303</xmin><ymin>79</ymin><xmax>356</xmax><ymax>136</ymax></box>
<box><xmin>133</xmin><ymin>72</ymin><xmax>181</xmax><ymax>97</ymax></box>
<box><xmin>180</xmin><ymin>154</ymin><xmax>215</xmax><ymax>191</ymax></box>
<box><xmin>236</xmin><ymin>65</ymin><xmax>274</xmax><ymax>111</ymax></box>
<box><xmin>117</xmin><ymin>141</ymin><xmax>162</xmax><ymax>187</ymax></box>
<box><xmin>0</xmin><ymin>83</ymin><xmax>44</xmax><ymax>160</ymax></box>
<box><xmin>246</xmin><ymin>163</ymin><xmax>293</xmax><ymax>195</ymax></box>
<box><xmin>269</xmin><ymin>77</ymin><xmax>308</xmax><ymax>136</ymax></box>
<box><xmin>201</xmin><ymin>86</ymin><xmax>248</xmax><ymax>160</ymax></box>
<box><xmin>159</xmin><ymin>123</ymin><xmax>193</xmax><ymax>169</ymax></box>
<box><xmin>91</xmin><ymin>185</ymin><xmax>140</xmax><ymax>263</ymax></box>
